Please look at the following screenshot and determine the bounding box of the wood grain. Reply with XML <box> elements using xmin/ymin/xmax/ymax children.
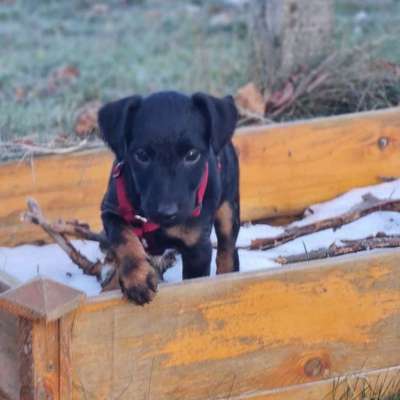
<box><xmin>0</xmin><ymin>310</ymin><xmax>19</xmax><ymax>400</ymax></box>
<box><xmin>59</xmin><ymin>312</ymin><xmax>76</xmax><ymax>400</ymax></box>
<box><xmin>235</xmin><ymin>106</ymin><xmax>400</xmax><ymax>221</ymax></box>
<box><xmin>1</xmin><ymin>107</ymin><xmax>400</xmax><ymax>247</ymax></box>
<box><xmin>18</xmin><ymin>319</ymin><xmax>60</xmax><ymax>400</ymax></box>
<box><xmin>0</xmin><ymin>277</ymin><xmax>85</xmax><ymax>322</ymax></box>
<box><xmin>0</xmin><ymin>149</ymin><xmax>111</xmax><ymax>247</ymax></box>
<box><xmin>0</xmin><ymin>279</ymin><xmax>19</xmax><ymax>400</ymax></box>
<box><xmin>70</xmin><ymin>248</ymin><xmax>400</xmax><ymax>400</ymax></box>
<box><xmin>230</xmin><ymin>365</ymin><xmax>400</xmax><ymax>399</ymax></box>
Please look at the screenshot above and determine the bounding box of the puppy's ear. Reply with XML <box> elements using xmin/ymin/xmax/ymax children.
<box><xmin>98</xmin><ymin>96</ymin><xmax>142</xmax><ymax>160</ymax></box>
<box><xmin>192</xmin><ymin>93</ymin><xmax>238</xmax><ymax>153</ymax></box>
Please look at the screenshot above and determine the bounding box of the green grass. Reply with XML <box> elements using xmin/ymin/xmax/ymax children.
<box><xmin>336</xmin><ymin>0</ymin><xmax>400</xmax><ymax>63</ymax></box>
<box><xmin>0</xmin><ymin>0</ymin><xmax>249</xmax><ymax>141</ymax></box>
<box><xmin>0</xmin><ymin>0</ymin><xmax>399</xmax><ymax>145</ymax></box>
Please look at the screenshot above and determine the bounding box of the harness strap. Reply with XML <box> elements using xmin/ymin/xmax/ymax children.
<box><xmin>192</xmin><ymin>162</ymin><xmax>209</xmax><ymax>217</ymax></box>
<box><xmin>113</xmin><ymin>162</ymin><xmax>159</xmax><ymax>237</ymax></box>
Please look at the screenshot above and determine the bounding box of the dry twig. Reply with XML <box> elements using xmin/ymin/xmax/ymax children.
<box><xmin>251</xmin><ymin>196</ymin><xmax>400</xmax><ymax>250</ymax></box>
<box><xmin>275</xmin><ymin>233</ymin><xmax>400</xmax><ymax>265</ymax></box>
<box><xmin>21</xmin><ymin>198</ymin><xmax>176</xmax><ymax>291</ymax></box>
<box><xmin>21</xmin><ymin>198</ymin><xmax>117</xmax><ymax>288</ymax></box>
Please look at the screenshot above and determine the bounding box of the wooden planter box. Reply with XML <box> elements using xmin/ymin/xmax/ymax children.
<box><xmin>0</xmin><ymin>107</ymin><xmax>400</xmax><ymax>400</ymax></box>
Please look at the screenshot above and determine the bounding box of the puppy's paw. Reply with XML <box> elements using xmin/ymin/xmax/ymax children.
<box><xmin>119</xmin><ymin>256</ymin><xmax>158</xmax><ymax>305</ymax></box>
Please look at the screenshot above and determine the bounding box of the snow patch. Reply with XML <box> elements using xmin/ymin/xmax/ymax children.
<box><xmin>2</xmin><ymin>180</ymin><xmax>400</xmax><ymax>297</ymax></box>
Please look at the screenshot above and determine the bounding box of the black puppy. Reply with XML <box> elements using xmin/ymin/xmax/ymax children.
<box><xmin>99</xmin><ymin>91</ymin><xmax>240</xmax><ymax>304</ymax></box>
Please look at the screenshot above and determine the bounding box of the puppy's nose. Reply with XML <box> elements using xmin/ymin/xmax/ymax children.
<box><xmin>156</xmin><ymin>203</ymin><xmax>178</xmax><ymax>223</ymax></box>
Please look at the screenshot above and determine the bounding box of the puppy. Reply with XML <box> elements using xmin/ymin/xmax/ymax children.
<box><xmin>99</xmin><ymin>91</ymin><xmax>240</xmax><ymax>304</ymax></box>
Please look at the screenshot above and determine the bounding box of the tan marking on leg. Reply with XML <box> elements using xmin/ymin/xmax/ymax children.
<box><xmin>165</xmin><ymin>225</ymin><xmax>202</xmax><ymax>247</ymax></box>
<box><xmin>215</xmin><ymin>201</ymin><xmax>233</xmax><ymax>237</ymax></box>
<box><xmin>115</xmin><ymin>229</ymin><xmax>147</xmax><ymax>264</ymax></box>
<box><xmin>114</xmin><ymin>228</ymin><xmax>158</xmax><ymax>303</ymax></box>
<box><xmin>216</xmin><ymin>246</ymin><xmax>235</xmax><ymax>274</ymax></box>
<box><xmin>215</xmin><ymin>201</ymin><xmax>235</xmax><ymax>274</ymax></box>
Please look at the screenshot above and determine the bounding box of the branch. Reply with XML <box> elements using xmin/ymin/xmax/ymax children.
<box><xmin>275</xmin><ymin>233</ymin><xmax>400</xmax><ymax>265</ymax></box>
<box><xmin>251</xmin><ymin>196</ymin><xmax>400</xmax><ymax>250</ymax></box>
<box><xmin>21</xmin><ymin>198</ymin><xmax>177</xmax><ymax>292</ymax></box>
<box><xmin>22</xmin><ymin>198</ymin><xmax>113</xmax><ymax>286</ymax></box>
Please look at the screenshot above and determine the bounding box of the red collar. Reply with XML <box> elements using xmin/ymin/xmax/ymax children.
<box><xmin>112</xmin><ymin>161</ymin><xmax>209</xmax><ymax>238</ymax></box>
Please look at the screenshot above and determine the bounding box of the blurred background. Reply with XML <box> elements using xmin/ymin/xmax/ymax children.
<box><xmin>0</xmin><ymin>0</ymin><xmax>399</xmax><ymax>157</ymax></box>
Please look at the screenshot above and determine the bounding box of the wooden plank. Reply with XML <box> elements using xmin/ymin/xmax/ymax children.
<box><xmin>1</xmin><ymin>107</ymin><xmax>400</xmax><ymax>246</ymax></box>
<box><xmin>236</xmin><ymin>106</ymin><xmax>400</xmax><ymax>220</ymax></box>
<box><xmin>59</xmin><ymin>313</ymin><xmax>76</xmax><ymax>400</ymax></box>
<box><xmin>0</xmin><ymin>149</ymin><xmax>112</xmax><ymax>247</ymax></box>
<box><xmin>18</xmin><ymin>318</ymin><xmax>60</xmax><ymax>400</ymax></box>
<box><xmin>0</xmin><ymin>310</ymin><xmax>19</xmax><ymax>400</ymax></box>
<box><xmin>0</xmin><ymin>279</ymin><xmax>86</xmax><ymax>399</ymax></box>
<box><xmin>230</xmin><ymin>365</ymin><xmax>400</xmax><ymax>399</ymax></box>
<box><xmin>0</xmin><ymin>277</ymin><xmax>86</xmax><ymax>322</ymax></box>
<box><xmin>0</xmin><ymin>276</ymin><xmax>20</xmax><ymax>400</ymax></box>
<box><xmin>70</xmin><ymin>248</ymin><xmax>400</xmax><ymax>400</ymax></box>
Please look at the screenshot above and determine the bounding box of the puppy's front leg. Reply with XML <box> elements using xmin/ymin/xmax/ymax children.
<box><xmin>102</xmin><ymin>213</ymin><xmax>158</xmax><ymax>304</ymax></box>
<box><xmin>181</xmin><ymin>239</ymin><xmax>212</xmax><ymax>280</ymax></box>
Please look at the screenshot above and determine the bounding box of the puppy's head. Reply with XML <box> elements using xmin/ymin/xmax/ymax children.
<box><xmin>98</xmin><ymin>91</ymin><xmax>237</xmax><ymax>226</ymax></box>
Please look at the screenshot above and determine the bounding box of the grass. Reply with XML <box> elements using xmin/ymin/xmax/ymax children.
<box><xmin>0</xmin><ymin>0</ymin><xmax>249</xmax><ymax>142</ymax></box>
<box><xmin>0</xmin><ymin>0</ymin><xmax>399</xmax><ymax>146</ymax></box>
<box><xmin>327</xmin><ymin>370</ymin><xmax>400</xmax><ymax>400</ymax></box>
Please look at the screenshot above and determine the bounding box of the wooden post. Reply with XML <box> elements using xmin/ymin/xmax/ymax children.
<box><xmin>0</xmin><ymin>278</ymin><xmax>85</xmax><ymax>400</ymax></box>
<box><xmin>250</xmin><ymin>0</ymin><xmax>335</xmax><ymax>91</ymax></box>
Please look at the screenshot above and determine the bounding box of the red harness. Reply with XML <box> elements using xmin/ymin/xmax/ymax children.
<box><xmin>112</xmin><ymin>162</ymin><xmax>209</xmax><ymax>238</ymax></box>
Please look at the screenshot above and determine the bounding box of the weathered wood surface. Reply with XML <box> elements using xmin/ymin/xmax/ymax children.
<box><xmin>18</xmin><ymin>318</ymin><xmax>60</xmax><ymax>400</ymax></box>
<box><xmin>230</xmin><ymin>365</ymin><xmax>400</xmax><ymax>399</ymax></box>
<box><xmin>0</xmin><ymin>148</ymin><xmax>111</xmax><ymax>247</ymax></box>
<box><xmin>0</xmin><ymin>277</ymin><xmax>85</xmax><ymax>322</ymax></box>
<box><xmin>1</xmin><ymin>107</ymin><xmax>400</xmax><ymax>247</ymax></box>
<box><xmin>70</xmin><ymin>249</ymin><xmax>400</xmax><ymax>399</ymax></box>
<box><xmin>0</xmin><ymin>276</ymin><xmax>19</xmax><ymax>400</ymax></box>
<box><xmin>239</xmin><ymin>106</ymin><xmax>400</xmax><ymax>221</ymax></box>
<box><xmin>0</xmin><ymin>108</ymin><xmax>400</xmax><ymax>246</ymax></box>
<box><xmin>0</xmin><ymin>278</ymin><xmax>85</xmax><ymax>400</ymax></box>
<box><xmin>0</xmin><ymin>310</ymin><xmax>19</xmax><ymax>400</ymax></box>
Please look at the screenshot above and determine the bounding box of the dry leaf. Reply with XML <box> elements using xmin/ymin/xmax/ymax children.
<box><xmin>14</xmin><ymin>87</ymin><xmax>27</xmax><ymax>102</ymax></box>
<box><xmin>235</xmin><ymin>82</ymin><xmax>265</xmax><ymax>115</ymax></box>
<box><xmin>74</xmin><ymin>101</ymin><xmax>102</xmax><ymax>138</ymax></box>
<box><xmin>48</xmin><ymin>65</ymin><xmax>80</xmax><ymax>92</ymax></box>
<box><xmin>266</xmin><ymin>80</ymin><xmax>295</xmax><ymax>111</ymax></box>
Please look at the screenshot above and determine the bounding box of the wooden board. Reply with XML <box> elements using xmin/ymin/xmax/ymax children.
<box><xmin>1</xmin><ymin>107</ymin><xmax>400</xmax><ymax>247</ymax></box>
<box><xmin>236</xmin><ymin>106</ymin><xmax>400</xmax><ymax>221</ymax></box>
<box><xmin>70</xmin><ymin>248</ymin><xmax>400</xmax><ymax>399</ymax></box>
<box><xmin>0</xmin><ymin>310</ymin><xmax>18</xmax><ymax>400</ymax></box>
<box><xmin>230</xmin><ymin>365</ymin><xmax>400</xmax><ymax>399</ymax></box>
<box><xmin>0</xmin><ymin>280</ymin><xmax>19</xmax><ymax>400</ymax></box>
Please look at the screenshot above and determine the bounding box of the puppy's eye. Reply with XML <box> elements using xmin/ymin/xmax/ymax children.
<box><xmin>184</xmin><ymin>149</ymin><xmax>201</xmax><ymax>164</ymax></box>
<box><xmin>134</xmin><ymin>149</ymin><xmax>150</xmax><ymax>165</ymax></box>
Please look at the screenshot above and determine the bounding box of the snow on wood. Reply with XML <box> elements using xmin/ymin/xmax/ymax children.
<box><xmin>1</xmin><ymin>179</ymin><xmax>400</xmax><ymax>297</ymax></box>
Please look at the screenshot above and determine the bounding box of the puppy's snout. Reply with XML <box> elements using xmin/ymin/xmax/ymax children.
<box><xmin>156</xmin><ymin>203</ymin><xmax>178</xmax><ymax>224</ymax></box>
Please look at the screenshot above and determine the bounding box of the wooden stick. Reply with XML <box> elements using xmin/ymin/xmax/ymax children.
<box><xmin>275</xmin><ymin>234</ymin><xmax>400</xmax><ymax>265</ymax></box>
<box><xmin>251</xmin><ymin>197</ymin><xmax>400</xmax><ymax>250</ymax></box>
<box><xmin>22</xmin><ymin>198</ymin><xmax>108</xmax><ymax>281</ymax></box>
<box><xmin>21</xmin><ymin>198</ymin><xmax>177</xmax><ymax>290</ymax></box>
<box><xmin>51</xmin><ymin>219</ymin><xmax>110</xmax><ymax>249</ymax></box>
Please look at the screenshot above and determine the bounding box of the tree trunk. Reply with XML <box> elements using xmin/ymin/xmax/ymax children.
<box><xmin>250</xmin><ymin>0</ymin><xmax>335</xmax><ymax>92</ymax></box>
